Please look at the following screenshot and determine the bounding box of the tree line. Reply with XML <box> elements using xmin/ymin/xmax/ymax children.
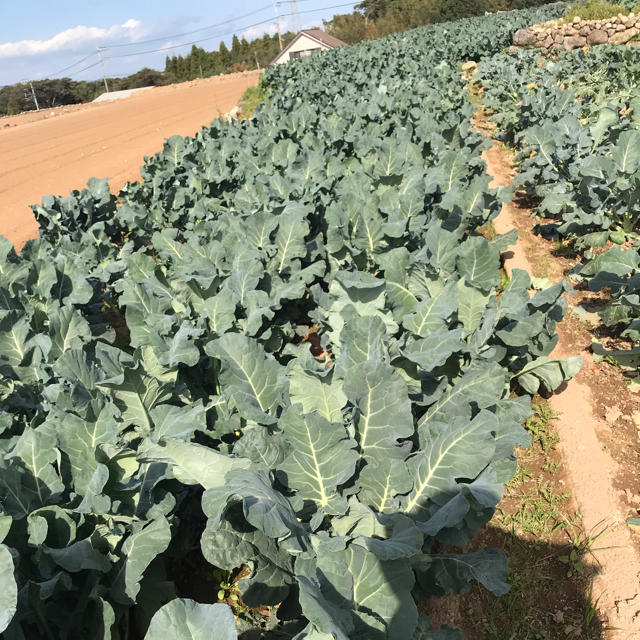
<box><xmin>0</xmin><ymin>67</ymin><xmax>179</xmax><ymax>117</ymax></box>
<box><xmin>164</xmin><ymin>32</ymin><xmax>295</xmax><ymax>81</ymax></box>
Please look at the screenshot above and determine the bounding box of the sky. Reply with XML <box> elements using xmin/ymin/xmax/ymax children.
<box><xmin>0</xmin><ymin>0</ymin><xmax>359</xmax><ymax>86</ymax></box>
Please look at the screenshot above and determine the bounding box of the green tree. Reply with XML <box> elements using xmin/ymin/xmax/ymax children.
<box><xmin>324</xmin><ymin>12</ymin><xmax>369</xmax><ymax>43</ymax></box>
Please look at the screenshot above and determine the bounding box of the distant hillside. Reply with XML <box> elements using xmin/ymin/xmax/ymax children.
<box><xmin>324</xmin><ymin>0</ymin><xmax>561</xmax><ymax>43</ymax></box>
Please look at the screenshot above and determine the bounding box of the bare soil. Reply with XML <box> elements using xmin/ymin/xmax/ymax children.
<box><xmin>0</xmin><ymin>71</ymin><xmax>261</xmax><ymax>250</ymax></box>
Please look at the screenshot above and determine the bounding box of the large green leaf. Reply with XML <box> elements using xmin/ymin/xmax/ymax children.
<box><xmin>316</xmin><ymin>543</ymin><xmax>417</xmax><ymax>639</ymax></box>
<box><xmin>206</xmin><ymin>334</ymin><xmax>285</xmax><ymax>422</ymax></box>
<box><xmin>513</xmin><ymin>356</ymin><xmax>582</xmax><ymax>394</ymax></box>
<box><xmin>278</xmin><ymin>408</ymin><xmax>358</xmax><ymax>513</ymax></box>
<box><xmin>288</xmin><ymin>365</ymin><xmax>347</xmax><ymax>422</ymax></box>
<box><xmin>113</xmin><ymin>517</ymin><xmax>172</xmax><ymax>604</ymax></box>
<box><xmin>48</xmin><ymin>306</ymin><xmax>92</xmax><ymax>358</ymax></box>
<box><xmin>138</xmin><ymin>438</ymin><xmax>250</xmax><ymax>489</ymax></box>
<box><xmin>612</xmin><ymin>130</ymin><xmax>640</xmax><ymax>174</ymax></box>
<box><xmin>426</xmin><ymin>548</ymin><xmax>509</xmax><ymax>596</ymax></box>
<box><xmin>418</xmin><ymin>363</ymin><xmax>506</xmax><ymax>426</ymax></box>
<box><xmin>0</xmin><ymin>544</ymin><xmax>16</xmax><ymax>633</ymax></box>
<box><xmin>402</xmin><ymin>282</ymin><xmax>458</xmax><ymax>337</ymax></box>
<box><xmin>144</xmin><ymin>599</ymin><xmax>237</xmax><ymax>640</ymax></box>
<box><xmin>55</xmin><ymin>403</ymin><xmax>119</xmax><ymax>494</ymax></box>
<box><xmin>456</xmin><ymin>278</ymin><xmax>490</xmax><ymax>332</ymax></box>
<box><xmin>8</xmin><ymin>424</ymin><xmax>64</xmax><ymax>507</ymax></box>
<box><xmin>404</xmin><ymin>411</ymin><xmax>498</xmax><ymax>518</ymax></box>
<box><xmin>456</xmin><ymin>237</ymin><xmax>499</xmax><ymax>292</ymax></box>
<box><xmin>343</xmin><ymin>361</ymin><xmax>414</xmax><ymax>463</ymax></box>
<box><xmin>358</xmin><ymin>457</ymin><xmax>414</xmax><ymax>514</ymax></box>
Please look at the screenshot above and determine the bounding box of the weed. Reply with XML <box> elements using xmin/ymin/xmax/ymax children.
<box><xmin>477</xmin><ymin>220</ymin><xmax>497</xmax><ymax>241</ymax></box>
<box><xmin>559</xmin><ymin>547</ymin><xmax>587</xmax><ymax>577</ymax></box>
<box><xmin>498</xmin><ymin>269</ymin><xmax>511</xmax><ymax>294</ymax></box>
<box><xmin>583</xmin><ymin>579</ymin><xmax>600</xmax><ymax>628</ymax></box>
<box><xmin>526</xmin><ymin>401</ymin><xmax>560</xmax><ymax>452</ymax></box>
<box><xmin>504</xmin><ymin>481</ymin><xmax>572</xmax><ymax>536</ymax></box>
<box><xmin>552</xmin><ymin>240</ymin><xmax>576</xmax><ymax>258</ymax></box>
<box><xmin>525</xmin><ymin>242</ymin><xmax>551</xmax><ymax>278</ymax></box>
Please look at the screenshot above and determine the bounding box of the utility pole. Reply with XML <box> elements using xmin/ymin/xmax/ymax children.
<box><xmin>255</xmin><ymin>52</ymin><xmax>260</xmax><ymax>71</ymax></box>
<box><xmin>97</xmin><ymin>47</ymin><xmax>110</xmax><ymax>93</ymax></box>
<box><xmin>28</xmin><ymin>81</ymin><xmax>39</xmax><ymax>111</ymax></box>
<box><xmin>273</xmin><ymin>3</ymin><xmax>283</xmax><ymax>50</ymax></box>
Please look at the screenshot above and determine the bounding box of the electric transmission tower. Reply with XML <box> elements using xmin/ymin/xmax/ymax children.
<box><xmin>276</xmin><ymin>0</ymin><xmax>301</xmax><ymax>39</ymax></box>
<box><xmin>289</xmin><ymin>0</ymin><xmax>301</xmax><ymax>34</ymax></box>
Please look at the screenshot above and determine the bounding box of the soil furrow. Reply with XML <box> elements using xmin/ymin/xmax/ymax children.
<box><xmin>483</xmin><ymin>136</ymin><xmax>640</xmax><ymax>639</ymax></box>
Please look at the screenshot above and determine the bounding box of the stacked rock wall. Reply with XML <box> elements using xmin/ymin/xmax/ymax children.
<box><xmin>514</xmin><ymin>13</ymin><xmax>640</xmax><ymax>49</ymax></box>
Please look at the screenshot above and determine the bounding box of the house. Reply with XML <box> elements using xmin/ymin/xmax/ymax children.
<box><xmin>271</xmin><ymin>29</ymin><xmax>347</xmax><ymax>65</ymax></box>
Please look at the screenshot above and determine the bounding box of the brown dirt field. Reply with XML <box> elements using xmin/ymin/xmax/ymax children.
<box><xmin>0</xmin><ymin>70</ymin><xmax>261</xmax><ymax>250</ymax></box>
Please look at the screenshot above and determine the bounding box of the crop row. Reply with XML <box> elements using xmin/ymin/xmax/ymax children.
<box><xmin>1</xmin><ymin>4</ymin><xmax>573</xmax><ymax>639</ymax></box>
<box><xmin>477</xmin><ymin>43</ymin><xmax>640</xmax><ymax>357</ymax></box>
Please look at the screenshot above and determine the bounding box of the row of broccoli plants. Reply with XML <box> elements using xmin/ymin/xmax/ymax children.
<box><xmin>1</xmin><ymin>4</ymin><xmax>575</xmax><ymax>640</ymax></box>
<box><xmin>476</xmin><ymin>44</ymin><xmax>640</xmax><ymax>350</ymax></box>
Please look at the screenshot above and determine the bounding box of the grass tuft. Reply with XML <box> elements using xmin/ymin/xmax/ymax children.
<box><xmin>564</xmin><ymin>0</ymin><xmax>629</xmax><ymax>21</ymax></box>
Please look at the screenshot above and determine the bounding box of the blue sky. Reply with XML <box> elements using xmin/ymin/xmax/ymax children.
<box><xmin>0</xmin><ymin>1</ymin><xmax>358</xmax><ymax>85</ymax></box>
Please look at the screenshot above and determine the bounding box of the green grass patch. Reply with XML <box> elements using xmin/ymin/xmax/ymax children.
<box><xmin>238</xmin><ymin>81</ymin><xmax>267</xmax><ymax>119</ymax></box>
<box><xmin>457</xmin><ymin>401</ymin><xmax>605</xmax><ymax>639</ymax></box>
<box><xmin>564</xmin><ymin>0</ymin><xmax>629</xmax><ymax>21</ymax></box>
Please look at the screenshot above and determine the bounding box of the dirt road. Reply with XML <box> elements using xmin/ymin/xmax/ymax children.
<box><xmin>0</xmin><ymin>70</ymin><xmax>261</xmax><ymax>250</ymax></box>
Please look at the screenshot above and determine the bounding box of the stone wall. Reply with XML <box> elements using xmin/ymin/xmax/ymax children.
<box><xmin>513</xmin><ymin>13</ymin><xmax>640</xmax><ymax>50</ymax></box>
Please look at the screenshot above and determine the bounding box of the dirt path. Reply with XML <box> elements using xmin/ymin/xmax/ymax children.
<box><xmin>484</xmin><ymin>136</ymin><xmax>640</xmax><ymax>639</ymax></box>
<box><xmin>0</xmin><ymin>71</ymin><xmax>260</xmax><ymax>250</ymax></box>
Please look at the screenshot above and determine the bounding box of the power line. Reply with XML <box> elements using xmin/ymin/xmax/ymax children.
<box><xmin>104</xmin><ymin>15</ymin><xmax>285</xmax><ymax>59</ymax></box>
<box><xmin>106</xmin><ymin>4</ymin><xmax>273</xmax><ymax>49</ymax></box>
<box><xmin>25</xmin><ymin>0</ymin><xmax>357</xmax><ymax>82</ymax></box>
<box><xmin>102</xmin><ymin>1</ymin><xmax>358</xmax><ymax>60</ymax></box>
<box><xmin>34</xmin><ymin>51</ymin><xmax>99</xmax><ymax>80</ymax></box>
<box><xmin>68</xmin><ymin>60</ymin><xmax>103</xmax><ymax>77</ymax></box>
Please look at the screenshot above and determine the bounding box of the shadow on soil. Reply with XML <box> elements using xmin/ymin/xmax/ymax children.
<box><xmin>441</xmin><ymin>526</ymin><xmax>607</xmax><ymax>640</ymax></box>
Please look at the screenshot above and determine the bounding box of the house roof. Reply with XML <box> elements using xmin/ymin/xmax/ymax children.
<box><xmin>270</xmin><ymin>29</ymin><xmax>347</xmax><ymax>65</ymax></box>
<box><xmin>301</xmin><ymin>29</ymin><xmax>347</xmax><ymax>49</ymax></box>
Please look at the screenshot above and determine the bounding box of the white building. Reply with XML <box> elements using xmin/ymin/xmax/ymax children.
<box><xmin>271</xmin><ymin>29</ymin><xmax>347</xmax><ymax>65</ymax></box>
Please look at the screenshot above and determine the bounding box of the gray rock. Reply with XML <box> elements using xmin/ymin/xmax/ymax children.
<box><xmin>514</xmin><ymin>28</ymin><xmax>536</xmax><ymax>46</ymax></box>
<box><xmin>542</xmin><ymin>35</ymin><xmax>554</xmax><ymax>48</ymax></box>
<box><xmin>461</xmin><ymin>60</ymin><xmax>477</xmax><ymax>72</ymax></box>
<box><xmin>587</xmin><ymin>29</ymin><xmax>608</xmax><ymax>44</ymax></box>
<box><xmin>580</xmin><ymin>25</ymin><xmax>591</xmax><ymax>36</ymax></box>
<box><xmin>553</xmin><ymin>34</ymin><xmax>565</xmax><ymax>44</ymax></box>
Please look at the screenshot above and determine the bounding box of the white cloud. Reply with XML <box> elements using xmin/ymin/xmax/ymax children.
<box><xmin>0</xmin><ymin>19</ymin><xmax>146</xmax><ymax>59</ymax></box>
<box><xmin>241</xmin><ymin>20</ymin><xmax>289</xmax><ymax>41</ymax></box>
